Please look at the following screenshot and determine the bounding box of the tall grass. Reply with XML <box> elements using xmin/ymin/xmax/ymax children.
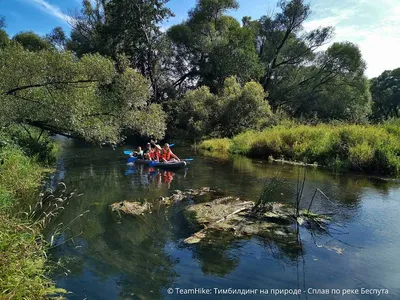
<box><xmin>0</xmin><ymin>145</ymin><xmax>64</xmax><ymax>298</ymax></box>
<box><xmin>0</xmin><ymin>146</ymin><xmax>45</xmax><ymax>200</ymax></box>
<box><xmin>200</xmin><ymin>123</ymin><xmax>400</xmax><ymax>176</ymax></box>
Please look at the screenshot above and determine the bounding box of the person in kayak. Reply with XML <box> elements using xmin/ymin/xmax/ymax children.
<box><xmin>133</xmin><ymin>146</ymin><xmax>143</xmax><ymax>159</ymax></box>
<box><xmin>153</xmin><ymin>145</ymin><xmax>162</xmax><ymax>161</ymax></box>
<box><xmin>160</xmin><ymin>143</ymin><xmax>180</xmax><ymax>162</ymax></box>
<box><xmin>143</xmin><ymin>143</ymin><xmax>153</xmax><ymax>160</ymax></box>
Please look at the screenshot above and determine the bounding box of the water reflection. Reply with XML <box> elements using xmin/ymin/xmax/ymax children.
<box><xmin>47</xmin><ymin>144</ymin><xmax>400</xmax><ymax>299</ymax></box>
<box><xmin>125</xmin><ymin>164</ymin><xmax>180</xmax><ymax>190</ymax></box>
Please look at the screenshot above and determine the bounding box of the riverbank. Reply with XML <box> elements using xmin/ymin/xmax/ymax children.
<box><xmin>0</xmin><ymin>143</ymin><xmax>62</xmax><ymax>298</ymax></box>
<box><xmin>199</xmin><ymin>123</ymin><xmax>400</xmax><ymax>176</ymax></box>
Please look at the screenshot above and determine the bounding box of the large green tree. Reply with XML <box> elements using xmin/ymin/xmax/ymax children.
<box><xmin>167</xmin><ymin>76</ymin><xmax>272</xmax><ymax>141</ymax></box>
<box><xmin>252</xmin><ymin>0</ymin><xmax>333</xmax><ymax>92</ymax></box>
<box><xmin>0</xmin><ymin>43</ymin><xmax>166</xmax><ymax>143</ymax></box>
<box><xmin>13</xmin><ymin>31</ymin><xmax>52</xmax><ymax>52</ymax></box>
<box><xmin>167</xmin><ymin>0</ymin><xmax>262</xmax><ymax>94</ymax></box>
<box><xmin>68</xmin><ymin>0</ymin><xmax>173</xmax><ymax>102</ymax></box>
<box><xmin>370</xmin><ymin>68</ymin><xmax>400</xmax><ymax>120</ymax></box>
<box><xmin>266</xmin><ymin>42</ymin><xmax>371</xmax><ymax>122</ymax></box>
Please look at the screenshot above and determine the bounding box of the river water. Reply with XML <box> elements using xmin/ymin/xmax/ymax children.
<box><xmin>47</xmin><ymin>140</ymin><xmax>400</xmax><ymax>299</ymax></box>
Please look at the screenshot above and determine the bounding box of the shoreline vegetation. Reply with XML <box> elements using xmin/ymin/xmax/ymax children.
<box><xmin>0</xmin><ymin>132</ymin><xmax>64</xmax><ymax>299</ymax></box>
<box><xmin>199</xmin><ymin>122</ymin><xmax>400</xmax><ymax>176</ymax></box>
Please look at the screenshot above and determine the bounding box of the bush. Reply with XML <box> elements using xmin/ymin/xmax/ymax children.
<box><xmin>200</xmin><ymin>123</ymin><xmax>400</xmax><ymax>176</ymax></box>
<box><xmin>1</xmin><ymin>126</ymin><xmax>59</xmax><ymax>165</ymax></box>
<box><xmin>168</xmin><ymin>76</ymin><xmax>273</xmax><ymax>141</ymax></box>
<box><xmin>199</xmin><ymin>138</ymin><xmax>231</xmax><ymax>152</ymax></box>
<box><xmin>0</xmin><ymin>145</ymin><xmax>45</xmax><ymax>200</ymax></box>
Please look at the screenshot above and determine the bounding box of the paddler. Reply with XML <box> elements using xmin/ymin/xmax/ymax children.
<box><xmin>143</xmin><ymin>143</ymin><xmax>152</xmax><ymax>160</ymax></box>
<box><xmin>160</xmin><ymin>143</ymin><xmax>180</xmax><ymax>162</ymax></box>
<box><xmin>153</xmin><ymin>144</ymin><xmax>161</xmax><ymax>162</ymax></box>
<box><xmin>134</xmin><ymin>146</ymin><xmax>143</xmax><ymax>159</ymax></box>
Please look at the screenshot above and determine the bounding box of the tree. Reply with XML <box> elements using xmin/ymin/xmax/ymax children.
<box><xmin>68</xmin><ymin>0</ymin><xmax>173</xmax><ymax>102</ymax></box>
<box><xmin>0</xmin><ymin>43</ymin><xmax>166</xmax><ymax>143</ymax></box>
<box><xmin>370</xmin><ymin>68</ymin><xmax>400</xmax><ymax>121</ymax></box>
<box><xmin>13</xmin><ymin>31</ymin><xmax>52</xmax><ymax>51</ymax></box>
<box><xmin>252</xmin><ymin>0</ymin><xmax>333</xmax><ymax>92</ymax></box>
<box><xmin>264</xmin><ymin>42</ymin><xmax>371</xmax><ymax>122</ymax></box>
<box><xmin>0</xmin><ymin>29</ymin><xmax>9</xmax><ymax>49</ymax></box>
<box><xmin>220</xmin><ymin>77</ymin><xmax>272</xmax><ymax>136</ymax></box>
<box><xmin>166</xmin><ymin>86</ymin><xmax>219</xmax><ymax>142</ymax></box>
<box><xmin>46</xmin><ymin>27</ymin><xmax>67</xmax><ymax>51</ymax></box>
<box><xmin>167</xmin><ymin>0</ymin><xmax>262</xmax><ymax>94</ymax></box>
<box><xmin>167</xmin><ymin>76</ymin><xmax>272</xmax><ymax>141</ymax></box>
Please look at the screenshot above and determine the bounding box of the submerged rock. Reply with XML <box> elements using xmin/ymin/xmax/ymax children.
<box><xmin>183</xmin><ymin>197</ymin><xmax>331</xmax><ymax>244</ymax></box>
<box><xmin>110</xmin><ymin>187</ymin><xmax>217</xmax><ymax>216</ymax></box>
<box><xmin>110</xmin><ymin>201</ymin><xmax>151</xmax><ymax>216</ymax></box>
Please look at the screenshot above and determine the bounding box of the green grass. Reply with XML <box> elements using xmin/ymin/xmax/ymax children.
<box><xmin>0</xmin><ymin>145</ymin><xmax>64</xmax><ymax>299</ymax></box>
<box><xmin>0</xmin><ymin>146</ymin><xmax>45</xmax><ymax>201</ymax></box>
<box><xmin>200</xmin><ymin>123</ymin><xmax>400</xmax><ymax>176</ymax></box>
<box><xmin>199</xmin><ymin>138</ymin><xmax>232</xmax><ymax>152</ymax></box>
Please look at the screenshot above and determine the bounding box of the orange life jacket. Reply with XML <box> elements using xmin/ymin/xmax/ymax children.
<box><xmin>153</xmin><ymin>149</ymin><xmax>160</xmax><ymax>160</ymax></box>
<box><xmin>161</xmin><ymin>149</ymin><xmax>171</xmax><ymax>161</ymax></box>
<box><xmin>149</xmin><ymin>150</ymin><xmax>155</xmax><ymax>160</ymax></box>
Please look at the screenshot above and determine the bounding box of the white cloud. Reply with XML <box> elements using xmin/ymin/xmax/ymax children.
<box><xmin>304</xmin><ymin>0</ymin><xmax>400</xmax><ymax>78</ymax></box>
<box><xmin>24</xmin><ymin>0</ymin><xmax>74</xmax><ymax>24</ymax></box>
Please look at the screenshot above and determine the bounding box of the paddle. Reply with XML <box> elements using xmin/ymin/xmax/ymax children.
<box><xmin>124</xmin><ymin>144</ymin><xmax>175</xmax><ymax>155</ymax></box>
<box><xmin>127</xmin><ymin>156</ymin><xmax>138</xmax><ymax>163</ymax></box>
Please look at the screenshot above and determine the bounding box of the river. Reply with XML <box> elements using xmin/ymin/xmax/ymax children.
<box><xmin>47</xmin><ymin>140</ymin><xmax>400</xmax><ymax>299</ymax></box>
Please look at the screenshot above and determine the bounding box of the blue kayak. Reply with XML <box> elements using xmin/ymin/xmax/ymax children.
<box><xmin>134</xmin><ymin>159</ymin><xmax>187</xmax><ymax>169</ymax></box>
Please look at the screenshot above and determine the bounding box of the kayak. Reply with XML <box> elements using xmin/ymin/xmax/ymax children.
<box><xmin>134</xmin><ymin>159</ymin><xmax>187</xmax><ymax>169</ymax></box>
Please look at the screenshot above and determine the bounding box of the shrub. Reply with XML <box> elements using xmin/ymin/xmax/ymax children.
<box><xmin>0</xmin><ymin>146</ymin><xmax>45</xmax><ymax>200</ymax></box>
<box><xmin>200</xmin><ymin>123</ymin><xmax>400</xmax><ymax>176</ymax></box>
<box><xmin>199</xmin><ymin>138</ymin><xmax>232</xmax><ymax>152</ymax></box>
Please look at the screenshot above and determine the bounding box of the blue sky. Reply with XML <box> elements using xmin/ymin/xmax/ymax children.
<box><xmin>1</xmin><ymin>0</ymin><xmax>400</xmax><ymax>78</ymax></box>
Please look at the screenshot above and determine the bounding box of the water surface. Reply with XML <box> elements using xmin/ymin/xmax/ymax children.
<box><xmin>48</xmin><ymin>141</ymin><xmax>400</xmax><ymax>299</ymax></box>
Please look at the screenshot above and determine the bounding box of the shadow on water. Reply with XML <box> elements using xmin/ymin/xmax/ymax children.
<box><xmin>46</xmin><ymin>142</ymin><xmax>400</xmax><ymax>299</ymax></box>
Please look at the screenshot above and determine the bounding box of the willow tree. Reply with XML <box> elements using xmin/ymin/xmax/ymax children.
<box><xmin>68</xmin><ymin>0</ymin><xmax>173</xmax><ymax>102</ymax></box>
<box><xmin>167</xmin><ymin>0</ymin><xmax>262</xmax><ymax>94</ymax></box>
<box><xmin>0</xmin><ymin>43</ymin><xmax>166</xmax><ymax>144</ymax></box>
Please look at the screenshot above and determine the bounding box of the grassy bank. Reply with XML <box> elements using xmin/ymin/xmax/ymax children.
<box><xmin>0</xmin><ymin>142</ymin><xmax>63</xmax><ymax>298</ymax></box>
<box><xmin>200</xmin><ymin>122</ymin><xmax>400</xmax><ymax>176</ymax></box>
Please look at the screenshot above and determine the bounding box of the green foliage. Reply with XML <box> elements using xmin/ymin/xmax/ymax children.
<box><xmin>0</xmin><ymin>213</ymin><xmax>66</xmax><ymax>299</ymax></box>
<box><xmin>167</xmin><ymin>0</ymin><xmax>262</xmax><ymax>93</ymax></box>
<box><xmin>0</xmin><ymin>143</ymin><xmax>63</xmax><ymax>298</ymax></box>
<box><xmin>13</xmin><ymin>31</ymin><xmax>52</xmax><ymax>51</ymax></box>
<box><xmin>0</xmin><ymin>29</ymin><xmax>9</xmax><ymax>48</ymax></box>
<box><xmin>168</xmin><ymin>77</ymin><xmax>272</xmax><ymax>141</ymax></box>
<box><xmin>221</xmin><ymin>80</ymin><xmax>271</xmax><ymax>136</ymax></box>
<box><xmin>1</xmin><ymin>125</ymin><xmax>59</xmax><ymax>165</ymax></box>
<box><xmin>200</xmin><ymin>124</ymin><xmax>400</xmax><ymax>176</ymax></box>
<box><xmin>0</xmin><ymin>145</ymin><xmax>45</xmax><ymax>200</ymax></box>
<box><xmin>0</xmin><ymin>43</ymin><xmax>166</xmax><ymax>143</ymax></box>
<box><xmin>198</xmin><ymin>138</ymin><xmax>231</xmax><ymax>152</ymax></box>
<box><xmin>268</xmin><ymin>42</ymin><xmax>371</xmax><ymax>122</ymax></box>
<box><xmin>168</xmin><ymin>86</ymin><xmax>219</xmax><ymax>141</ymax></box>
<box><xmin>68</xmin><ymin>0</ymin><xmax>173</xmax><ymax>100</ymax></box>
<box><xmin>370</xmin><ymin>68</ymin><xmax>400</xmax><ymax>121</ymax></box>
<box><xmin>46</xmin><ymin>26</ymin><xmax>67</xmax><ymax>50</ymax></box>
